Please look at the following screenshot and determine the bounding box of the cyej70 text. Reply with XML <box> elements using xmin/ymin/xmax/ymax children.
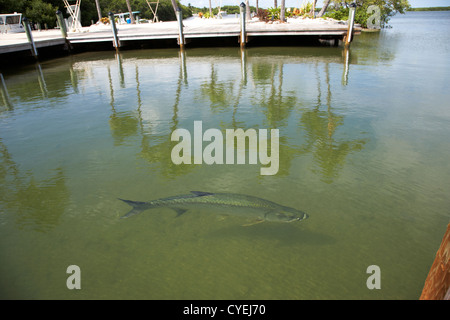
<box><xmin>171</xmin><ymin>121</ymin><xmax>279</xmax><ymax>175</ymax></box>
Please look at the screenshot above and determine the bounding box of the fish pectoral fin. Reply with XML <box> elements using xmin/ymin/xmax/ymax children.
<box><xmin>242</xmin><ymin>219</ymin><xmax>265</xmax><ymax>227</ymax></box>
<box><xmin>172</xmin><ymin>208</ymin><xmax>188</xmax><ymax>217</ymax></box>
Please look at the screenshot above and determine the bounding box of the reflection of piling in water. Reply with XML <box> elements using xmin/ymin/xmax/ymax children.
<box><xmin>240</xmin><ymin>48</ymin><xmax>247</xmax><ymax>85</ymax></box>
<box><xmin>64</xmin><ymin>50</ymin><xmax>364</xmax><ymax>180</ymax></box>
<box><xmin>36</xmin><ymin>64</ymin><xmax>48</xmax><ymax>98</ymax></box>
<box><xmin>116</xmin><ymin>53</ymin><xmax>125</xmax><ymax>88</ymax></box>
<box><xmin>179</xmin><ymin>49</ymin><xmax>187</xmax><ymax>84</ymax></box>
<box><xmin>342</xmin><ymin>46</ymin><xmax>350</xmax><ymax>85</ymax></box>
<box><xmin>69</xmin><ymin>61</ymin><xmax>79</xmax><ymax>94</ymax></box>
<box><xmin>0</xmin><ymin>73</ymin><xmax>13</xmax><ymax>109</ymax></box>
<box><xmin>107</xmin><ymin>65</ymin><xmax>115</xmax><ymax>109</ymax></box>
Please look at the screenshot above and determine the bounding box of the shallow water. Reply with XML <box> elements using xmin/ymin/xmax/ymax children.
<box><xmin>0</xmin><ymin>11</ymin><xmax>449</xmax><ymax>299</ymax></box>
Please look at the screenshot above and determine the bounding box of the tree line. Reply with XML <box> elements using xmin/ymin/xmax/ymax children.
<box><xmin>320</xmin><ymin>0</ymin><xmax>410</xmax><ymax>28</ymax></box>
<box><xmin>0</xmin><ymin>0</ymin><xmax>412</xmax><ymax>29</ymax></box>
<box><xmin>408</xmin><ymin>6</ymin><xmax>450</xmax><ymax>11</ymax></box>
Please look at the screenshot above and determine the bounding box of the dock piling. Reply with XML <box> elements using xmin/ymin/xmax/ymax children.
<box><xmin>345</xmin><ymin>3</ymin><xmax>356</xmax><ymax>47</ymax></box>
<box><xmin>56</xmin><ymin>10</ymin><xmax>68</xmax><ymax>39</ymax></box>
<box><xmin>239</xmin><ymin>2</ymin><xmax>247</xmax><ymax>48</ymax></box>
<box><xmin>22</xmin><ymin>17</ymin><xmax>38</xmax><ymax>59</ymax></box>
<box><xmin>176</xmin><ymin>9</ymin><xmax>185</xmax><ymax>50</ymax></box>
<box><xmin>56</xmin><ymin>10</ymin><xmax>72</xmax><ymax>51</ymax></box>
<box><xmin>109</xmin><ymin>12</ymin><xmax>120</xmax><ymax>51</ymax></box>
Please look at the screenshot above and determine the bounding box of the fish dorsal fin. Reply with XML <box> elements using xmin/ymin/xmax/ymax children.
<box><xmin>190</xmin><ymin>191</ymin><xmax>214</xmax><ymax>197</ymax></box>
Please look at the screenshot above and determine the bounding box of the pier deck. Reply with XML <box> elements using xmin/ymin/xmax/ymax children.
<box><xmin>0</xmin><ymin>17</ymin><xmax>360</xmax><ymax>55</ymax></box>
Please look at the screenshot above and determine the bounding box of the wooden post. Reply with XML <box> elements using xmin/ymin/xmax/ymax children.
<box><xmin>420</xmin><ymin>223</ymin><xmax>450</xmax><ymax>300</ymax></box>
<box><xmin>245</xmin><ymin>0</ymin><xmax>250</xmax><ymax>20</ymax></box>
<box><xmin>345</xmin><ymin>3</ymin><xmax>356</xmax><ymax>47</ymax></box>
<box><xmin>312</xmin><ymin>0</ymin><xmax>316</xmax><ymax>18</ymax></box>
<box><xmin>176</xmin><ymin>8</ymin><xmax>185</xmax><ymax>50</ymax></box>
<box><xmin>109</xmin><ymin>12</ymin><xmax>120</xmax><ymax>51</ymax></box>
<box><xmin>56</xmin><ymin>11</ymin><xmax>67</xmax><ymax>38</ymax></box>
<box><xmin>56</xmin><ymin>10</ymin><xmax>72</xmax><ymax>51</ymax></box>
<box><xmin>95</xmin><ymin>0</ymin><xmax>102</xmax><ymax>22</ymax></box>
<box><xmin>239</xmin><ymin>2</ymin><xmax>246</xmax><ymax>48</ymax></box>
<box><xmin>22</xmin><ymin>17</ymin><xmax>38</xmax><ymax>58</ymax></box>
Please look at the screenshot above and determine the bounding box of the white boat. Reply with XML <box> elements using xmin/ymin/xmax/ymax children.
<box><xmin>114</xmin><ymin>11</ymin><xmax>140</xmax><ymax>25</ymax></box>
<box><xmin>0</xmin><ymin>13</ymin><xmax>25</xmax><ymax>34</ymax></box>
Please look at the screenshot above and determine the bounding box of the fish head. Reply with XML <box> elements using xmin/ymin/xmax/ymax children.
<box><xmin>266</xmin><ymin>206</ymin><xmax>309</xmax><ymax>223</ymax></box>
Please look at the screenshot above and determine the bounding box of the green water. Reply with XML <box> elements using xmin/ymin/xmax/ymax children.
<box><xmin>0</xmin><ymin>11</ymin><xmax>449</xmax><ymax>299</ymax></box>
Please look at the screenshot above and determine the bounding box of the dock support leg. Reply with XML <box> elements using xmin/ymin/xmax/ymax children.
<box><xmin>56</xmin><ymin>10</ymin><xmax>72</xmax><ymax>52</ymax></box>
<box><xmin>109</xmin><ymin>12</ymin><xmax>120</xmax><ymax>51</ymax></box>
<box><xmin>56</xmin><ymin>11</ymin><xmax>68</xmax><ymax>39</ymax></box>
<box><xmin>22</xmin><ymin>17</ymin><xmax>38</xmax><ymax>59</ymax></box>
<box><xmin>176</xmin><ymin>9</ymin><xmax>185</xmax><ymax>50</ymax></box>
<box><xmin>345</xmin><ymin>3</ymin><xmax>356</xmax><ymax>47</ymax></box>
<box><xmin>239</xmin><ymin>2</ymin><xmax>247</xmax><ymax>49</ymax></box>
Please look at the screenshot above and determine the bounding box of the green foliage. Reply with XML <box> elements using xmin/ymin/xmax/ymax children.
<box><xmin>266</xmin><ymin>6</ymin><xmax>313</xmax><ymax>21</ymax></box>
<box><xmin>25</xmin><ymin>0</ymin><xmax>58</xmax><ymax>28</ymax></box>
<box><xmin>267</xmin><ymin>7</ymin><xmax>280</xmax><ymax>20</ymax></box>
<box><xmin>0</xmin><ymin>0</ymin><xmax>27</xmax><ymax>13</ymax></box>
<box><xmin>408</xmin><ymin>6</ymin><xmax>450</xmax><ymax>11</ymax></box>
<box><xmin>221</xmin><ymin>5</ymin><xmax>253</xmax><ymax>15</ymax></box>
<box><xmin>303</xmin><ymin>1</ymin><xmax>313</xmax><ymax>13</ymax></box>
<box><xmin>194</xmin><ymin>5</ymin><xmax>256</xmax><ymax>18</ymax></box>
<box><xmin>325</xmin><ymin>0</ymin><xmax>411</xmax><ymax>28</ymax></box>
<box><xmin>324</xmin><ymin>7</ymin><xmax>349</xmax><ymax>21</ymax></box>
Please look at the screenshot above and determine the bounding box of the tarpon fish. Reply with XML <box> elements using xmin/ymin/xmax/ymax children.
<box><xmin>119</xmin><ymin>191</ymin><xmax>309</xmax><ymax>224</ymax></box>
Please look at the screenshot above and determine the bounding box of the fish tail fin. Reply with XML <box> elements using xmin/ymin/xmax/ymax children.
<box><xmin>118</xmin><ymin>199</ymin><xmax>149</xmax><ymax>219</ymax></box>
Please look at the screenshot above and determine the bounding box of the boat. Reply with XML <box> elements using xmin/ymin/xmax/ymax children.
<box><xmin>114</xmin><ymin>11</ymin><xmax>141</xmax><ymax>25</ymax></box>
<box><xmin>0</xmin><ymin>13</ymin><xmax>25</xmax><ymax>34</ymax></box>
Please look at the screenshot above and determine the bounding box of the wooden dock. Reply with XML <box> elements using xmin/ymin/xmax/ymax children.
<box><xmin>0</xmin><ymin>17</ymin><xmax>360</xmax><ymax>56</ymax></box>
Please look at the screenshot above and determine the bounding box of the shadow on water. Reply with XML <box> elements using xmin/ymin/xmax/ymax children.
<box><xmin>205</xmin><ymin>221</ymin><xmax>335</xmax><ymax>247</ymax></box>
